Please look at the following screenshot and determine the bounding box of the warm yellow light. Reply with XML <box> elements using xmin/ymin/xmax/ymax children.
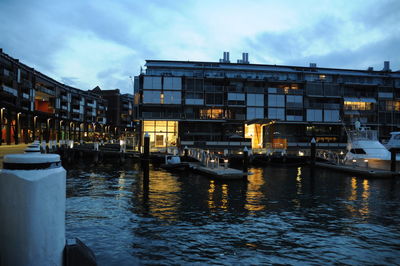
<box><xmin>364</xmin><ymin>159</ymin><xmax>368</xmax><ymax>162</ymax></box>
<box><xmin>352</xmin><ymin>159</ymin><xmax>357</xmax><ymax>162</ymax></box>
<box><xmin>298</xmin><ymin>151</ymin><xmax>304</xmax><ymax>156</ymax></box>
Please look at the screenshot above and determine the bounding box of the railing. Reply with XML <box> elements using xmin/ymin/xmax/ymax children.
<box><xmin>1</xmin><ymin>85</ymin><xmax>18</xmax><ymax>96</ymax></box>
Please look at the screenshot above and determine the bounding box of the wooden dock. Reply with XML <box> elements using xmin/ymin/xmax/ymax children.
<box><xmin>315</xmin><ymin>162</ymin><xmax>399</xmax><ymax>178</ymax></box>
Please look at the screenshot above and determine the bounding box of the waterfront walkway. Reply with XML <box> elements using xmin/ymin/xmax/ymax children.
<box><xmin>0</xmin><ymin>144</ymin><xmax>29</xmax><ymax>165</ymax></box>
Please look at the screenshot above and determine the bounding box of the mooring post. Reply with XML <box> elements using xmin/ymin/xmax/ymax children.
<box><xmin>184</xmin><ymin>146</ymin><xmax>188</xmax><ymax>158</ymax></box>
<box><xmin>311</xmin><ymin>138</ymin><xmax>316</xmax><ymax>167</ymax></box>
<box><xmin>390</xmin><ymin>148</ymin><xmax>397</xmax><ymax>172</ymax></box>
<box><xmin>243</xmin><ymin>146</ymin><xmax>249</xmax><ymax>174</ymax></box>
<box><xmin>0</xmin><ymin>153</ymin><xmax>66</xmax><ymax>266</ymax></box>
<box><xmin>143</xmin><ymin>132</ymin><xmax>150</xmax><ymax>160</ymax></box>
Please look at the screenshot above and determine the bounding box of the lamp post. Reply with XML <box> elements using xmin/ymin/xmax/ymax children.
<box><xmin>47</xmin><ymin>118</ymin><xmax>51</xmax><ymax>142</ymax></box>
<box><xmin>15</xmin><ymin>112</ymin><xmax>22</xmax><ymax>145</ymax></box>
<box><xmin>33</xmin><ymin>116</ymin><xmax>38</xmax><ymax>141</ymax></box>
<box><xmin>0</xmin><ymin>107</ymin><xmax>5</xmax><ymax>146</ymax></box>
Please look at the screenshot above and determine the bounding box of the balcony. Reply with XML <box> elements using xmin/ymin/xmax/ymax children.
<box><xmin>1</xmin><ymin>85</ymin><xmax>18</xmax><ymax>96</ymax></box>
<box><xmin>36</xmin><ymin>85</ymin><xmax>55</xmax><ymax>96</ymax></box>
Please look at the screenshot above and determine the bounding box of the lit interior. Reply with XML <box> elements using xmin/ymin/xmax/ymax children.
<box><xmin>244</xmin><ymin>124</ymin><xmax>263</xmax><ymax>149</ymax></box>
<box><xmin>143</xmin><ymin>120</ymin><xmax>178</xmax><ymax>148</ymax></box>
<box><xmin>344</xmin><ymin>101</ymin><xmax>373</xmax><ymax>111</ymax></box>
<box><xmin>200</xmin><ymin>108</ymin><xmax>224</xmax><ymax>119</ymax></box>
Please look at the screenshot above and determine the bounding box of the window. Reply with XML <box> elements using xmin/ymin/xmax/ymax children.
<box><xmin>268</xmin><ymin>108</ymin><xmax>284</xmax><ymax>120</ymax></box>
<box><xmin>268</xmin><ymin>95</ymin><xmax>285</xmax><ymax>107</ymax></box>
<box><xmin>163</xmin><ymin>77</ymin><xmax>181</xmax><ymax>90</ymax></box>
<box><xmin>247</xmin><ymin>94</ymin><xmax>264</xmax><ymax>106</ymax></box>
<box><xmin>228</xmin><ymin>93</ymin><xmax>245</xmax><ymax>101</ymax></box>
<box><xmin>286</xmin><ymin>95</ymin><xmax>303</xmax><ymax>107</ymax></box>
<box><xmin>324</xmin><ymin>110</ymin><xmax>340</xmax><ymax>122</ymax></box>
<box><xmin>143</xmin><ymin>90</ymin><xmax>161</xmax><ymax>104</ymax></box>
<box><xmin>247</xmin><ymin>107</ymin><xmax>264</xmax><ymax>120</ymax></box>
<box><xmin>164</xmin><ymin>91</ymin><xmax>181</xmax><ymax>104</ymax></box>
<box><xmin>143</xmin><ymin>76</ymin><xmax>162</xmax><ymax>90</ymax></box>
<box><xmin>268</xmin><ymin>87</ymin><xmax>277</xmax><ymax>93</ymax></box>
<box><xmin>307</xmin><ymin>109</ymin><xmax>322</xmax><ymax>122</ymax></box>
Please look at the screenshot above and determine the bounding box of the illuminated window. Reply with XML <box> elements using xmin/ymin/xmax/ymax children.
<box><xmin>200</xmin><ymin>108</ymin><xmax>224</xmax><ymax>119</ymax></box>
<box><xmin>319</xmin><ymin>74</ymin><xmax>326</xmax><ymax>80</ymax></box>
<box><xmin>344</xmin><ymin>101</ymin><xmax>372</xmax><ymax>111</ymax></box>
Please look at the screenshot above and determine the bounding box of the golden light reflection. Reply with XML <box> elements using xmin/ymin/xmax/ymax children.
<box><xmin>346</xmin><ymin>177</ymin><xmax>358</xmax><ymax>215</ymax></box>
<box><xmin>360</xmin><ymin>179</ymin><xmax>370</xmax><ymax>217</ymax></box>
<box><xmin>221</xmin><ymin>184</ymin><xmax>228</xmax><ymax>210</ymax></box>
<box><xmin>245</xmin><ymin>168</ymin><xmax>265</xmax><ymax>212</ymax></box>
<box><xmin>148</xmin><ymin>171</ymin><xmax>180</xmax><ymax>221</ymax></box>
<box><xmin>296</xmin><ymin>167</ymin><xmax>302</xmax><ymax>196</ymax></box>
<box><xmin>208</xmin><ymin>180</ymin><xmax>216</xmax><ymax>210</ymax></box>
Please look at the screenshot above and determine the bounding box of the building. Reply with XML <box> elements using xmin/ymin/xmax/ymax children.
<box><xmin>90</xmin><ymin>87</ymin><xmax>135</xmax><ymax>138</ymax></box>
<box><xmin>0</xmin><ymin>49</ymin><xmax>133</xmax><ymax>145</ymax></box>
<box><xmin>134</xmin><ymin>52</ymin><xmax>400</xmax><ymax>152</ymax></box>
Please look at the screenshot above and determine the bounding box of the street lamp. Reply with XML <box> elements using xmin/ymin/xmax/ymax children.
<box><xmin>0</xmin><ymin>108</ymin><xmax>5</xmax><ymax>145</ymax></box>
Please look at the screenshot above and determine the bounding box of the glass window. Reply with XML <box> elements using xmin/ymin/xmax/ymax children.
<box><xmin>143</xmin><ymin>90</ymin><xmax>161</xmax><ymax>104</ymax></box>
<box><xmin>143</xmin><ymin>76</ymin><xmax>162</xmax><ymax>90</ymax></box>
<box><xmin>247</xmin><ymin>107</ymin><xmax>264</xmax><ymax>120</ymax></box>
<box><xmin>164</xmin><ymin>91</ymin><xmax>181</xmax><ymax>104</ymax></box>
<box><xmin>163</xmin><ymin>77</ymin><xmax>182</xmax><ymax>90</ymax></box>
<box><xmin>324</xmin><ymin>110</ymin><xmax>340</xmax><ymax>122</ymax></box>
<box><xmin>268</xmin><ymin>108</ymin><xmax>285</xmax><ymax>120</ymax></box>
<box><xmin>247</xmin><ymin>94</ymin><xmax>264</xmax><ymax>106</ymax></box>
<box><xmin>307</xmin><ymin>109</ymin><xmax>323</xmax><ymax>122</ymax></box>
<box><xmin>268</xmin><ymin>95</ymin><xmax>285</xmax><ymax>107</ymax></box>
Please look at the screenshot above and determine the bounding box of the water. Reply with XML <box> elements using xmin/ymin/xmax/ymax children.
<box><xmin>65</xmin><ymin>160</ymin><xmax>400</xmax><ymax>265</ymax></box>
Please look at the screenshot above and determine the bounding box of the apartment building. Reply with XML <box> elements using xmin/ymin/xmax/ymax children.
<box><xmin>0</xmin><ymin>49</ymin><xmax>132</xmax><ymax>145</ymax></box>
<box><xmin>90</xmin><ymin>87</ymin><xmax>135</xmax><ymax>137</ymax></box>
<box><xmin>134</xmin><ymin>52</ymin><xmax>400</xmax><ymax>151</ymax></box>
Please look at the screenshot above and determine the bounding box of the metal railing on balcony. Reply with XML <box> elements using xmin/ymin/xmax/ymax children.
<box><xmin>1</xmin><ymin>85</ymin><xmax>18</xmax><ymax>96</ymax></box>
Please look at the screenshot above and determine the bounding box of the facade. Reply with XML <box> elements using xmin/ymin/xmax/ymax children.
<box><xmin>0</xmin><ymin>49</ymin><xmax>133</xmax><ymax>145</ymax></box>
<box><xmin>134</xmin><ymin>53</ymin><xmax>400</xmax><ymax>152</ymax></box>
<box><xmin>90</xmin><ymin>87</ymin><xmax>135</xmax><ymax>137</ymax></box>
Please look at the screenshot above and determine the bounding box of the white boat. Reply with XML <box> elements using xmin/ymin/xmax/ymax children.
<box><xmin>385</xmin><ymin>132</ymin><xmax>400</xmax><ymax>151</ymax></box>
<box><xmin>160</xmin><ymin>155</ymin><xmax>188</xmax><ymax>171</ymax></box>
<box><xmin>344</xmin><ymin>126</ymin><xmax>400</xmax><ymax>165</ymax></box>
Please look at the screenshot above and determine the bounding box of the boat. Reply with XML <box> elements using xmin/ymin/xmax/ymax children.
<box><xmin>160</xmin><ymin>155</ymin><xmax>189</xmax><ymax>171</ymax></box>
<box><xmin>385</xmin><ymin>132</ymin><xmax>400</xmax><ymax>151</ymax></box>
<box><xmin>344</xmin><ymin>124</ymin><xmax>400</xmax><ymax>166</ymax></box>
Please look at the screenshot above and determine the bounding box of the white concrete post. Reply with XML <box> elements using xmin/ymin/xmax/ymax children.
<box><xmin>41</xmin><ymin>140</ymin><xmax>47</xmax><ymax>153</ymax></box>
<box><xmin>0</xmin><ymin>154</ymin><xmax>66</xmax><ymax>266</ymax></box>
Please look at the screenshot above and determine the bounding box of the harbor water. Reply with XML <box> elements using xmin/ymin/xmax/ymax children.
<box><xmin>65</xmin><ymin>159</ymin><xmax>400</xmax><ymax>265</ymax></box>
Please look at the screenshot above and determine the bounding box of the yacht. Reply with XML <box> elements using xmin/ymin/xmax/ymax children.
<box><xmin>385</xmin><ymin>132</ymin><xmax>400</xmax><ymax>151</ymax></box>
<box><xmin>344</xmin><ymin>126</ymin><xmax>395</xmax><ymax>164</ymax></box>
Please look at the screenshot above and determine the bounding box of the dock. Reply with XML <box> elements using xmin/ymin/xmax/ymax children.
<box><xmin>315</xmin><ymin>162</ymin><xmax>399</xmax><ymax>178</ymax></box>
<box><xmin>188</xmin><ymin>163</ymin><xmax>246</xmax><ymax>180</ymax></box>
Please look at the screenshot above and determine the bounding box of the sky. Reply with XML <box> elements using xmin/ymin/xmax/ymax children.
<box><xmin>0</xmin><ymin>0</ymin><xmax>399</xmax><ymax>94</ymax></box>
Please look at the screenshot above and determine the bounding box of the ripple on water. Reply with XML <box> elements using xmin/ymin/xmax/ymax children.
<box><xmin>65</xmin><ymin>163</ymin><xmax>400</xmax><ymax>265</ymax></box>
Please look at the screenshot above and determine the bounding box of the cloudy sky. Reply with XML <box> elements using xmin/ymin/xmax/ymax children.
<box><xmin>0</xmin><ymin>0</ymin><xmax>399</xmax><ymax>94</ymax></box>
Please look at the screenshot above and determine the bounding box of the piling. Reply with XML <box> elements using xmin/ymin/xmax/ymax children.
<box><xmin>143</xmin><ymin>132</ymin><xmax>150</xmax><ymax>160</ymax></box>
<box><xmin>310</xmin><ymin>138</ymin><xmax>316</xmax><ymax>166</ymax></box>
<box><xmin>390</xmin><ymin>148</ymin><xmax>397</xmax><ymax>172</ymax></box>
<box><xmin>0</xmin><ymin>153</ymin><xmax>66</xmax><ymax>266</ymax></box>
<box><xmin>243</xmin><ymin>146</ymin><xmax>249</xmax><ymax>174</ymax></box>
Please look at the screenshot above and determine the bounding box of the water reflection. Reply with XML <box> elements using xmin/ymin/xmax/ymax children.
<box><xmin>64</xmin><ymin>161</ymin><xmax>400</xmax><ymax>265</ymax></box>
<box><xmin>245</xmin><ymin>168</ymin><xmax>265</xmax><ymax>212</ymax></box>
